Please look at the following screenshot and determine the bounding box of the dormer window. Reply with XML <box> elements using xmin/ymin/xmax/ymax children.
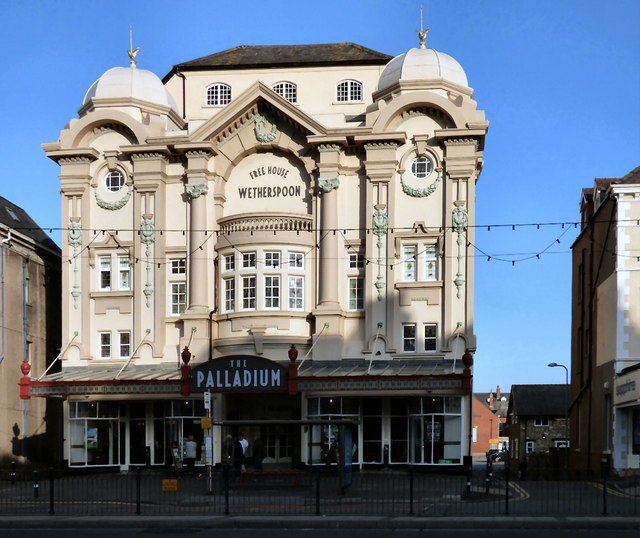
<box><xmin>272</xmin><ymin>81</ymin><xmax>297</xmax><ymax>103</ymax></box>
<box><xmin>206</xmin><ymin>83</ymin><xmax>232</xmax><ymax>106</ymax></box>
<box><xmin>336</xmin><ymin>80</ymin><xmax>363</xmax><ymax>102</ymax></box>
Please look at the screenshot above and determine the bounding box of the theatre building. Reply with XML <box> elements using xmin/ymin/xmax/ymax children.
<box><xmin>35</xmin><ymin>33</ymin><xmax>488</xmax><ymax>469</ymax></box>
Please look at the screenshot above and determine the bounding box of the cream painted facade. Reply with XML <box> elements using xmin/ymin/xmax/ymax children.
<box><xmin>37</xmin><ymin>40</ymin><xmax>487</xmax><ymax>469</ymax></box>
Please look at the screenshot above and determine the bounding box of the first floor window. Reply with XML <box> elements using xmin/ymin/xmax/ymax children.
<box><xmin>424</xmin><ymin>245</ymin><xmax>437</xmax><ymax>281</ymax></box>
<box><xmin>223</xmin><ymin>254</ymin><xmax>235</xmax><ymax>272</ymax></box>
<box><xmin>242</xmin><ymin>276</ymin><xmax>256</xmax><ymax>310</ymax></box>
<box><xmin>224</xmin><ymin>278</ymin><xmax>235</xmax><ymax>312</ymax></box>
<box><xmin>118</xmin><ymin>256</ymin><xmax>131</xmax><ymax>290</ymax></box>
<box><xmin>402</xmin><ymin>246</ymin><xmax>417</xmax><ymax>281</ymax></box>
<box><xmin>99</xmin><ymin>332</ymin><xmax>111</xmax><ymax>358</ymax></box>
<box><xmin>264</xmin><ymin>275</ymin><xmax>280</xmax><ymax>309</ymax></box>
<box><xmin>424</xmin><ymin>323</ymin><xmax>437</xmax><ymax>351</ymax></box>
<box><xmin>525</xmin><ymin>440</ymin><xmax>535</xmax><ymax>453</ymax></box>
<box><xmin>119</xmin><ymin>332</ymin><xmax>131</xmax><ymax>358</ymax></box>
<box><xmin>170</xmin><ymin>282</ymin><xmax>187</xmax><ymax>315</ymax></box>
<box><xmin>348</xmin><ymin>277</ymin><xmax>364</xmax><ymax>310</ymax></box>
<box><xmin>288</xmin><ymin>276</ymin><xmax>304</xmax><ymax>310</ymax></box>
<box><xmin>403</xmin><ymin>324</ymin><xmax>416</xmax><ymax>352</ymax></box>
<box><xmin>264</xmin><ymin>251</ymin><xmax>280</xmax><ymax>269</ymax></box>
<box><xmin>99</xmin><ymin>256</ymin><xmax>112</xmax><ymax>290</ymax></box>
<box><xmin>288</xmin><ymin>252</ymin><xmax>304</xmax><ymax>269</ymax></box>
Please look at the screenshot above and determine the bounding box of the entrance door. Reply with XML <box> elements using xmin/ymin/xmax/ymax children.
<box><xmin>129</xmin><ymin>419</ymin><xmax>147</xmax><ymax>465</ymax></box>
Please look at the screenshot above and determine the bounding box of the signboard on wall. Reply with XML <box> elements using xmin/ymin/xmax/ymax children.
<box><xmin>226</xmin><ymin>153</ymin><xmax>309</xmax><ymax>214</ymax></box>
<box><xmin>190</xmin><ymin>355</ymin><xmax>288</xmax><ymax>393</ymax></box>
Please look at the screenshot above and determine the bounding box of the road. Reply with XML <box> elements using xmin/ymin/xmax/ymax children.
<box><xmin>1</xmin><ymin>527</ymin><xmax>638</xmax><ymax>537</ymax></box>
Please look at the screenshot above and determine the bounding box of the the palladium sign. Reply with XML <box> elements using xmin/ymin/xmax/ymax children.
<box><xmin>190</xmin><ymin>355</ymin><xmax>288</xmax><ymax>393</ymax></box>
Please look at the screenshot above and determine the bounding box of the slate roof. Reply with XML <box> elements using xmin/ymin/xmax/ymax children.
<box><xmin>508</xmin><ymin>384</ymin><xmax>569</xmax><ymax>417</ymax></box>
<box><xmin>0</xmin><ymin>196</ymin><xmax>60</xmax><ymax>255</ymax></box>
<box><xmin>164</xmin><ymin>43</ymin><xmax>392</xmax><ymax>81</ymax></box>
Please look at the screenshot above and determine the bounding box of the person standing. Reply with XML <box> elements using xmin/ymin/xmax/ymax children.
<box><xmin>184</xmin><ymin>435</ymin><xmax>197</xmax><ymax>470</ymax></box>
<box><xmin>238</xmin><ymin>432</ymin><xmax>249</xmax><ymax>472</ymax></box>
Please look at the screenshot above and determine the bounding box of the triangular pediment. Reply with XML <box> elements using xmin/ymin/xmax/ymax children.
<box><xmin>189</xmin><ymin>81</ymin><xmax>327</xmax><ymax>147</ymax></box>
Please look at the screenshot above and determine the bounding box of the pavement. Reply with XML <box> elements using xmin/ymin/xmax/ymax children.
<box><xmin>0</xmin><ymin>515</ymin><xmax>639</xmax><ymax>530</ymax></box>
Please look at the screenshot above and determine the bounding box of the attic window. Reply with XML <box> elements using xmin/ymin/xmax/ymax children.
<box><xmin>272</xmin><ymin>82</ymin><xmax>297</xmax><ymax>103</ymax></box>
<box><xmin>5</xmin><ymin>207</ymin><xmax>20</xmax><ymax>222</ymax></box>
<box><xmin>206</xmin><ymin>83</ymin><xmax>232</xmax><ymax>106</ymax></box>
<box><xmin>336</xmin><ymin>80</ymin><xmax>363</xmax><ymax>103</ymax></box>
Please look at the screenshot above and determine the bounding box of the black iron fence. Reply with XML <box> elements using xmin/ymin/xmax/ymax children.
<box><xmin>0</xmin><ymin>462</ymin><xmax>638</xmax><ymax>518</ymax></box>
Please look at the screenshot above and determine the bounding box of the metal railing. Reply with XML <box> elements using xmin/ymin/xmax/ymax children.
<box><xmin>0</xmin><ymin>463</ymin><xmax>638</xmax><ymax>518</ymax></box>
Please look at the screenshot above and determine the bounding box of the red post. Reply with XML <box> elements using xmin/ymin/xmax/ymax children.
<box><xmin>287</xmin><ymin>344</ymin><xmax>298</xmax><ymax>395</ymax></box>
<box><xmin>180</xmin><ymin>346</ymin><xmax>192</xmax><ymax>396</ymax></box>
<box><xmin>19</xmin><ymin>357</ymin><xmax>31</xmax><ymax>400</ymax></box>
<box><xmin>462</xmin><ymin>348</ymin><xmax>473</xmax><ymax>390</ymax></box>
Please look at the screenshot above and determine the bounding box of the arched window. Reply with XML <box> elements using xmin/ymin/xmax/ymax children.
<box><xmin>206</xmin><ymin>83</ymin><xmax>232</xmax><ymax>106</ymax></box>
<box><xmin>272</xmin><ymin>81</ymin><xmax>297</xmax><ymax>103</ymax></box>
<box><xmin>336</xmin><ymin>80</ymin><xmax>363</xmax><ymax>102</ymax></box>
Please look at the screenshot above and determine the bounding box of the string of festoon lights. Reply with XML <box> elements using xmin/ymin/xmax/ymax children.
<box><xmin>4</xmin><ymin>217</ymin><xmax>640</xmax><ymax>268</ymax></box>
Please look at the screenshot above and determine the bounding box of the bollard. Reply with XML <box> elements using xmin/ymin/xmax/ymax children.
<box><xmin>504</xmin><ymin>466</ymin><xmax>510</xmax><ymax>515</ymax></box>
<box><xmin>10</xmin><ymin>461</ymin><xmax>16</xmax><ymax>486</ymax></box>
<box><xmin>315</xmin><ymin>469</ymin><xmax>321</xmax><ymax>516</ymax></box>
<box><xmin>33</xmin><ymin>470</ymin><xmax>39</xmax><ymax>499</ymax></box>
<box><xmin>223</xmin><ymin>463</ymin><xmax>230</xmax><ymax>515</ymax></box>
<box><xmin>49</xmin><ymin>468</ymin><xmax>55</xmax><ymax>516</ymax></box>
<box><xmin>136</xmin><ymin>466</ymin><xmax>141</xmax><ymax>515</ymax></box>
<box><xmin>408</xmin><ymin>466</ymin><xmax>414</xmax><ymax>516</ymax></box>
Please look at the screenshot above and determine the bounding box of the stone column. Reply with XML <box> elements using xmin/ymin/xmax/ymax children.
<box><xmin>317</xmin><ymin>176</ymin><xmax>340</xmax><ymax>308</ymax></box>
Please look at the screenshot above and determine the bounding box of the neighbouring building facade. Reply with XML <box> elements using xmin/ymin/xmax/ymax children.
<box><xmin>35</xmin><ymin>33</ymin><xmax>488</xmax><ymax>470</ymax></box>
<box><xmin>507</xmin><ymin>384</ymin><xmax>569</xmax><ymax>471</ymax></box>
<box><xmin>571</xmin><ymin>166</ymin><xmax>640</xmax><ymax>476</ymax></box>
<box><xmin>472</xmin><ymin>387</ymin><xmax>509</xmax><ymax>456</ymax></box>
<box><xmin>0</xmin><ymin>197</ymin><xmax>61</xmax><ymax>464</ymax></box>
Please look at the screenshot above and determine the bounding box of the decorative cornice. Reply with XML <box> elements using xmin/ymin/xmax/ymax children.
<box><xmin>131</xmin><ymin>152</ymin><xmax>169</xmax><ymax>162</ymax></box>
<box><xmin>364</xmin><ymin>142</ymin><xmax>398</xmax><ymax>151</ymax></box>
<box><xmin>401</xmin><ymin>107</ymin><xmax>445</xmax><ymax>120</ymax></box>
<box><xmin>444</xmin><ymin>139</ymin><xmax>479</xmax><ymax>149</ymax></box>
<box><xmin>186</xmin><ymin>183</ymin><xmax>209</xmax><ymax>198</ymax></box>
<box><xmin>317</xmin><ymin>177</ymin><xmax>340</xmax><ymax>193</ymax></box>
<box><xmin>58</xmin><ymin>157</ymin><xmax>92</xmax><ymax>165</ymax></box>
<box><xmin>318</xmin><ymin>144</ymin><xmax>342</xmax><ymax>152</ymax></box>
<box><xmin>185</xmin><ymin>150</ymin><xmax>213</xmax><ymax>159</ymax></box>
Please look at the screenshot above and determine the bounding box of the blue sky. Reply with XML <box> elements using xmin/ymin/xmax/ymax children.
<box><xmin>2</xmin><ymin>0</ymin><xmax>638</xmax><ymax>392</ymax></box>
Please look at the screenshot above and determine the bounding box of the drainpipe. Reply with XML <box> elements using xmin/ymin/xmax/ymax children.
<box><xmin>0</xmin><ymin>229</ymin><xmax>11</xmax><ymax>365</ymax></box>
<box><xmin>22</xmin><ymin>256</ymin><xmax>29</xmax><ymax>461</ymax></box>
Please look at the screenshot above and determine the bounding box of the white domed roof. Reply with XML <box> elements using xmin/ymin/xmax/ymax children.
<box><xmin>378</xmin><ymin>46</ymin><xmax>468</xmax><ymax>91</ymax></box>
<box><xmin>83</xmin><ymin>65</ymin><xmax>178</xmax><ymax>111</ymax></box>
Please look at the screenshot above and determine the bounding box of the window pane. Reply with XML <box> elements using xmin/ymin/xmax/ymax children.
<box><xmin>242</xmin><ymin>252</ymin><xmax>256</xmax><ymax>269</ymax></box>
<box><xmin>288</xmin><ymin>252</ymin><xmax>304</xmax><ymax>269</ymax></box>
<box><xmin>224</xmin><ymin>278</ymin><xmax>235</xmax><ymax>312</ymax></box>
<box><xmin>99</xmin><ymin>333</ymin><xmax>111</xmax><ymax>358</ymax></box>
<box><xmin>402</xmin><ymin>246</ymin><xmax>417</xmax><ymax>281</ymax></box>
<box><xmin>288</xmin><ymin>276</ymin><xmax>304</xmax><ymax>310</ymax></box>
<box><xmin>264</xmin><ymin>275</ymin><xmax>280</xmax><ymax>309</ymax></box>
<box><xmin>118</xmin><ymin>257</ymin><xmax>130</xmax><ymax>290</ymax></box>
<box><xmin>264</xmin><ymin>251</ymin><xmax>280</xmax><ymax>268</ymax></box>
<box><xmin>348</xmin><ymin>277</ymin><xmax>364</xmax><ymax>310</ymax></box>
<box><xmin>171</xmin><ymin>283</ymin><xmax>187</xmax><ymax>315</ymax></box>
<box><xmin>403</xmin><ymin>324</ymin><xmax>416</xmax><ymax>352</ymax></box>
<box><xmin>171</xmin><ymin>259</ymin><xmax>186</xmax><ymax>274</ymax></box>
<box><xmin>242</xmin><ymin>276</ymin><xmax>256</xmax><ymax>309</ymax></box>
<box><xmin>424</xmin><ymin>323</ymin><xmax>437</xmax><ymax>351</ymax></box>
<box><xmin>424</xmin><ymin>245</ymin><xmax>437</xmax><ymax>280</ymax></box>
<box><xmin>99</xmin><ymin>256</ymin><xmax>111</xmax><ymax>290</ymax></box>
<box><xmin>224</xmin><ymin>254</ymin><xmax>235</xmax><ymax>272</ymax></box>
<box><xmin>119</xmin><ymin>332</ymin><xmax>131</xmax><ymax>357</ymax></box>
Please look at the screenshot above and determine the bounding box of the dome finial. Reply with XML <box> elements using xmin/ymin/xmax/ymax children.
<box><xmin>418</xmin><ymin>5</ymin><xmax>429</xmax><ymax>49</ymax></box>
<box><xmin>128</xmin><ymin>25</ymin><xmax>139</xmax><ymax>67</ymax></box>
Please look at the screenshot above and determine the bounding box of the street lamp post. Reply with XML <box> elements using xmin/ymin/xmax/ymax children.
<box><xmin>548</xmin><ymin>362</ymin><xmax>569</xmax><ymax>472</ymax></box>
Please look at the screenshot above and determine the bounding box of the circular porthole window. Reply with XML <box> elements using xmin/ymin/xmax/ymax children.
<box><xmin>410</xmin><ymin>156</ymin><xmax>434</xmax><ymax>179</ymax></box>
<box><xmin>104</xmin><ymin>170</ymin><xmax>125</xmax><ymax>192</ymax></box>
